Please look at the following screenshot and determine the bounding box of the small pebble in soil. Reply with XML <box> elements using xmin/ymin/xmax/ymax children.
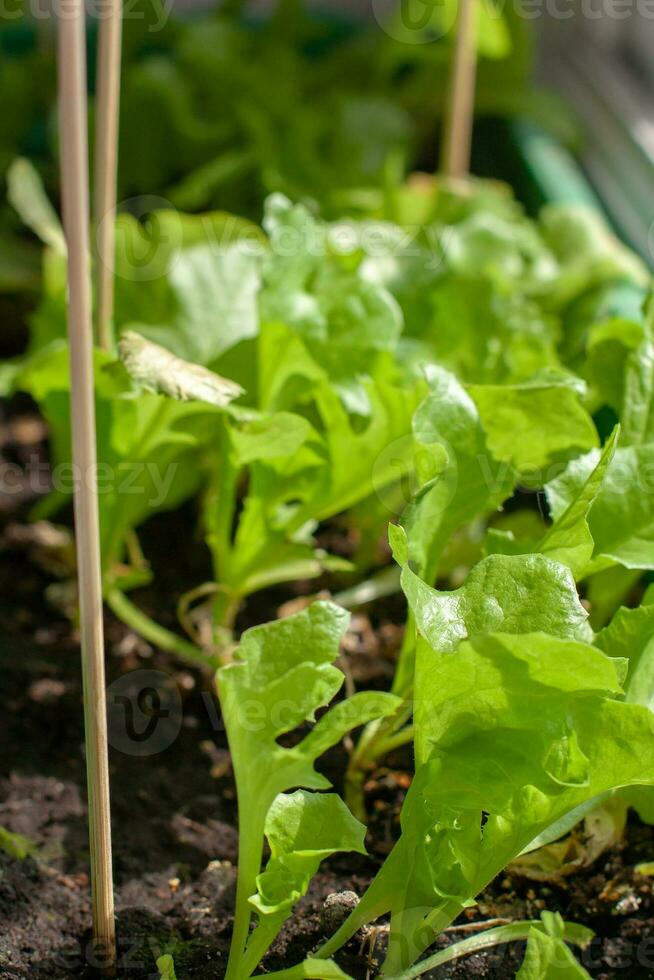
<box><xmin>28</xmin><ymin>678</ymin><xmax>67</xmax><ymax>703</ymax></box>
<box><xmin>320</xmin><ymin>891</ymin><xmax>360</xmax><ymax>933</ymax></box>
<box><xmin>614</xmin><ymin>891</ymin><xmax>641</xmax><ymax>915</ymax></box>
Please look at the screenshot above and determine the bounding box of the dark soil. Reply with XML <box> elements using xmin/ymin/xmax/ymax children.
<box><xmin>1</xmin><ymin>408</ymin><xmax>653</xmax><ymax>980</ymax></box>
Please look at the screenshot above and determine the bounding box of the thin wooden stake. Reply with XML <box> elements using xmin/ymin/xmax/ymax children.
<box><xmin>57</xmin><ymin>2</ymin><xmax>116</xmax><ymax>971</ymax></box>
<box><xmin>94</xmin><ymin>0</ymin><xmax>123</xmax><ymax>351</ymax></box>
<box><xmin>440</xmin><ymin>0</ymin><xmax>478</xmax><ymax>179</ymax></box>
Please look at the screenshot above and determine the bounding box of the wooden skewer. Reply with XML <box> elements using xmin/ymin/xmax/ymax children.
<box><xmin>440</xmin><ymin>0</ymin><xmax>478</xmax><ymax>179</ymax></box>
<box><xmin>94</xmin><ymin>0</ymin><xmax>123</xmax><ymax>351</ymax></box>
<box><xmin>57</xmin><ymin>1</ymin><xmax>116</xmax><ymax>971</ymax></box>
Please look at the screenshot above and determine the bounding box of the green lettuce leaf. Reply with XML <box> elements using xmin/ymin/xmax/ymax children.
<box><xmin>468</xmin><ymin>375</ymin><xmax>598</xmax><ymax>479</ymax></box>
<box><xmin>401</xmin><ymin>552</ymin><xmax>591</xmax><ymax>658</ymax></box>
<box><xmin>400</xmin><ymin>367</ymin><xmax>512</xmax><ymax>592</ymax></box>
<box><xmin>262</xmin><ymin>961</ymin><xmax>353</xmax><ymax>980</ymax></box>
<box><xmin>206</xmin><ymin>326</ymin><xmax>426</xmax><ymax>613</ymax></box>
<box><xmin>156</xmin><ymin>955</ymin><xmax>177</xmax><ymax>980</ymax></box>
<box><xmin>517</xmin><ymin>912</ymin><xmax>592</xmax><ymax>979</ymax></box>
<box><xmin>319</xmin><ymin>627</ymin><xmax>654</xmax><ymax>974</ymax></box>
<box><xmin>487</xmin><ymin>427</ymin><xmax>618</xmax><ymax>578</ymax></box>
<box><xmin>133</xmin><ymin>240</ymin><xmax>261</xmax><ymax>366</ymax></box>
<box><xmin>7</xmin><ymin>157</ymin><xmax>66</xmax><ymax>255</ymax></box>
<box><xmin>13</xmin><ymin>341</ymin><xmax>222</xmax><ymax>575</ymax></box>
<box><xmin>595</xmin><ymin>598</ymin><xmax>654</xmax><ymax>710</ymax></box>
<box><xmin>540</xmin><ymin>205</ymin><xmax>648</xmax><ymax>308</ymax></box>
<box><xmin>217</xmin><ymin>602</ymin><xmax>400</xmax><ymax>976</ymax></box>
<box><xmin>546</xmin><ymin>443</ymin><xmax>654</xmax><ymax>571</ymax></box>
<box><xmin>244</xmin><ymin>790</ymin><xmax>366</xmax><ymax>973</ymax></box>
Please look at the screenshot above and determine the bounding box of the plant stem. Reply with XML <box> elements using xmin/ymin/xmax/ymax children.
<box><xmin>385</xmin><ymin>905</ymin><xmax>449</xmax><ymax>977</ymax></box>
<box><xmin>125</xmin><ymin>531</ymin><xmax>147</xmax><ymax>571</ymax></box>
<box><xmin>252</xmin><ymin>967</ymin><xmax>317</xmax><ymax>980</ymax></box>
<box><xmin>225</xmin><ymin>813</ymin><xmax>267</xmax><ymax>980</ymax></box>
<box><xmin>106</xmin><ymin>588</ymin><xmax>220</xmax><ymax>670</ymax></box>
<box><xmin>332</xmin><ymin>566</ymin><xmax>401</xmax><ymax>610</ymax></box>
<box><xmin>345</xmin><ymin>701</ymin><xmax>412</xmax><ymax>819</ymax></box>
<box><xmin>374</xmin><ymin>724</ymin><xmax>415</xmax><ymax>757</ymax></box>
<box><xmin>240</xmin><ymin>918</ymin><xmax>281</xmax><ymax>979</ymax></box>
<box><xmin>207</xmin><ymin>426</ymin><xmax>242</xmax><ymax>632</ymax></box>
<box><xmin>385</xmin><ymin>920</ymin><xmax>592</xmax><ymax>980</ymax></box>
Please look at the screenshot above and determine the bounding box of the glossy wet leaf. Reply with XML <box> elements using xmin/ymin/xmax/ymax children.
<box><xmin>546</xmin><ymin>443</ymin><xmax>654</xmax><ymax>571</ymax></box>
<box><xmin>468</xmin><ymin>376</ymin><xmax>598</xmax><ymax>478</ymax></box>
<box><xmin>401</xmin><ymin>553</ymin><xmax>590</xmax><ymax>655</ymax></box>
<box><xmin>252</xmin><ymin>791</ymin><xmax>366</xmax><ymax>917</ymax></box>
<box><xmin>487</xmin><ymin>428</ymin><xmax>618</xmax><ymax>578</ymax></box>
<box><xmin>320</xmin><ymin>626</ymin><xmax>654</xmax><ymax>974</ymax></box>
<box><xmin>156</xmin><ymin>955</ymin><xmax>177</xmax><ymax>980</ymax></box>
<box><xmin>517</xmin><ymin>914</ymin><xmax>592</xmax><ymax>979</ymax></box>
<box><xmin>217</xmin><ymin>603</ymin><xmax>400</xmax><ymax>971</ymax></box>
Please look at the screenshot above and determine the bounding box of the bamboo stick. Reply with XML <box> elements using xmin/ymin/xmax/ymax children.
<box><xmin>440</xmin><ymin>0</ymin><xmax>477</xmax><ymax>179</ymax></box>
<box><xmin>94</xmin><ymin>0</ymin><xmax>123</xmax><ymax>351</ymax></box>
<box><xmin>57</xmin><ymin>2</ymin><xmax>116</xmax><ymax>971</ymax></box>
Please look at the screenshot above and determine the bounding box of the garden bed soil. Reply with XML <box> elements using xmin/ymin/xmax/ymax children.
<box><xmin>1</xmin><ymin>406</ymin><xmax>653</xmax><ymax>980</ymax></box>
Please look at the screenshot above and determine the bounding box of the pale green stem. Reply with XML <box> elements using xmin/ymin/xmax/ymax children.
<box><xmin>384</xmin><ymin>903</ymin><xmax>460</xmax><ymax>976</ymax></box>
<box><xmin>345</xmin><ymin>701</ymin><xmax>413</xmax><ymax>819</ymax></box>
<box><xmin>332</xmin><ymin>565</ymin><xmax>402</xmax><ymax>610</ymax></box>
<box><xmin>374</xmin><ymin>724</ymin><xmax>415</xmax><ymax>757</ymax></box>
<box><xmin>240</xmin><ymin>917</ymin><xmax>282</xmax><ymax>979</ymax></box>
<box><xmin>225</xmin><ymin>812</ymin><xmax>267</xmax><ymax>980</ymax></box>
<box><xmin>387</xmin><ymin>920</ymin><xmax>592</xmax><ymax>980</ymax></box>
<box><xmin>106</xmin><ymin>588</ymin><xmax>220</xmax><ymax>670</ymax></box>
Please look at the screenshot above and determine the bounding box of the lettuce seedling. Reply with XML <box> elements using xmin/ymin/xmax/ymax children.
<box><xmin>318</xmin><ymin>547</ymin><xmax>654</xmax><ymax>976</ymax></box>
<box><xmin>156</xmin><ymin>955</ymin><xmax>177</xmax><ymax>980</ymax></box>
<box><xmin>242</xmin><ymin>791</ymin><xmax>366</xmax><ymax>978</ymax></box>
<box><xmin>10</xmin><ymin>339</ymin><xmax>239</xmax><ymax>666</ymax></box>
<box><xmin>381</xmin><ymin>912</ymin><xmax>593</xmax><ymax>980</ymax></box>
<box><xmin>486</xmin><ymin>426</ymin><xmax>619</xmax><ymax>579</ymax></box>
<box><xmin>216</xmin><ymin>601</ymin><xmax>401</xmax><ymax>980</ymax></box>
<box><xmin>10</xmin><ymin>163</ymin><xmax>653</xmax><ymax>673</ymax></box>
<box><xmin>8</xmin><ymin>177</ymin><xmax>432</xmax><ymax>645</ymax></box>
<box><xmin>204</xmin><ymin>324</ymin><xmax>427</xmax><ymax>630</ymax></box>
<box><xmin>212</xmin><ymin>564</ymin><xmax>634</xmax><ymax>980</ymax></box>
<box><xmin>346</xmin><ymin>366</ymin><xmax>600</xmax><ymax>812</ymax></box>
<box><xmin>516</xmin><ymin>914</ymin><xmax>593</xmax><ymax>980</ymax></box>
<box><xmin>0</xmin><ymin>826</ymin><xmax>35</xmax><ymax>860</ymax></box>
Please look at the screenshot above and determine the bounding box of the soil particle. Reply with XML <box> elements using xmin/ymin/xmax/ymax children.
<box><xmin>170</xmin><ymin>815</ymin><xmax>239</xmax><ymax>865</ymax></box>
<box><xmin>320</xmin><ymin>891</ymin><xmax>360</xmax><ymax>933</ymax></box>
<box><xmin>0</xmin><ymin>853</ymin><xmax>91</xmax><ymax>977</ymax></box>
